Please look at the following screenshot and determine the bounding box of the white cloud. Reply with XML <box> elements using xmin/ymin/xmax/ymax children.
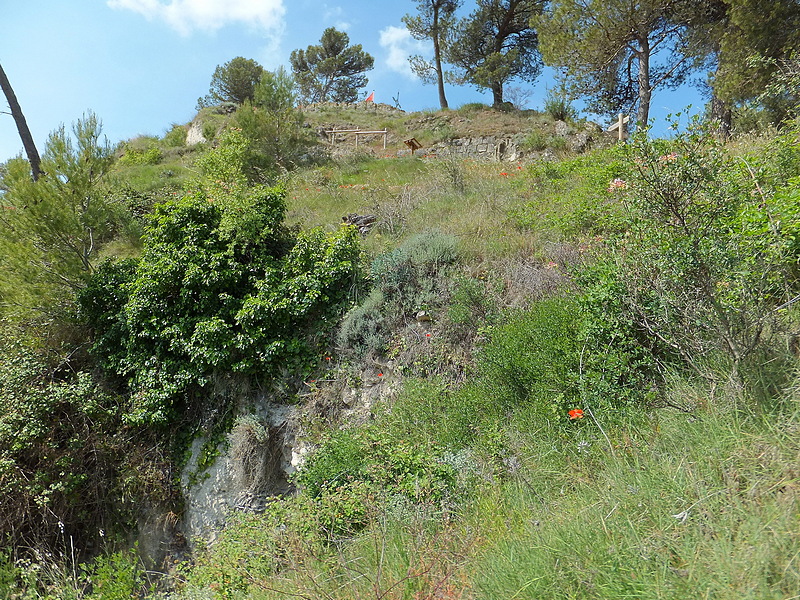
<box><xmin>321</xmin><ymin>5</ymin><xmax>350</xmax><ymax>31</ymax></box>
<box><xmin>379</xmin><ymin>26</ymin><xmax>430</xmax><ymax>80</ymax></box>
<box><xmin>107</xmin><ymin>0</ymin><xmax>286</xmax><ymax>36</ymax></box>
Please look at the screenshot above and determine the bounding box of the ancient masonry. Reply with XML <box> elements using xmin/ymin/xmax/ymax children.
<box><xmin>407</xmin><ymin>121</ymin><xmax>603</xmax><ymax>162</ymax></box>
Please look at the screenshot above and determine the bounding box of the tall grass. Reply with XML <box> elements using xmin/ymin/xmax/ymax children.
<box><xmin>470</xmin><ymin>401</ymin><xmax>800</xmax><ymax>599</ymax></box>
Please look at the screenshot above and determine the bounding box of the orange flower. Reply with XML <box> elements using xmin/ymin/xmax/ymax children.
<box><xmin>568</xmin><ymin>409</ymin><xmax>584</xmax><ymax>420</ymax></box>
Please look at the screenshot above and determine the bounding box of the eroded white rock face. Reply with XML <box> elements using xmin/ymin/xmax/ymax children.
<box><xmin>185</xmin><ymin>119</ymin><xmax>207</xmax><ymax>146</ymax></box>
<box><xmin>177</xmin><ymin>375</ymin><xmax>398</xmax><ymax>547</ymax></box>
<box><xmin>179</xmin><ymin>402</ymin><xmax>300</xmax><ymax>545</ymax></box>
<box><xmin>180</xmin><ymin>436</ymin><xmax>232</xmax><ymax>545</ymax></box>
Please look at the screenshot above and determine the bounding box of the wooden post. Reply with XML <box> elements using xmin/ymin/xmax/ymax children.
<box><xmin>606</xmin><ymin>114</ymin><xmax>630</xmax><ymax>142</ymax></box>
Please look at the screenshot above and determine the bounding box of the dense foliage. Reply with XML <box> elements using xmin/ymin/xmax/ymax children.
<box><xmin>2</xmin><ymin>13</ymin><xmax>800</xmax><ymax>594</ymax></box>
<box><xmin>198</xmin><ymin>56</ymin><xmax>265</xmax><ymax>107</ymax></box>
<box><xmin>0</xmin><ymin>113</ymin><xmax>118</xmax><ymax>319</ymax></box>
<box><xmin>0</xmin><ymin>331</ymin><xmax>128</xmax><ymax>551</ymax></box>
<box><xmin>81</xmin><ymin>130</ymin><xmax>361</xmax><ymax>426</ymax></box>
<box><xmin>231</xmin><ymin>68</ymin><xmax>315</xmax><ymax>182</ymax></box>
<box><xmin>447</xmin><ymin>0</ymin><xmax>544</xmax><ymax>108</ymax></box>
<box><xmin>585</xmin><ymin>120</ymin><xmax>800</xmax><ymax>390</ymax></box>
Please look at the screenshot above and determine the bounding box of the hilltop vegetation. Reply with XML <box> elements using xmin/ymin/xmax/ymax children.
<box><xmin>1</xmin><ymin>61</ymin><xmax>800</xmax><ymax>599</ymax></box>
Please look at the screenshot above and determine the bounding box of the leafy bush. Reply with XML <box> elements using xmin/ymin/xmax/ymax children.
<box><xmin>591</xmin><ymin>120</ymin><xmax>800</xmax><ymax>389</ymax></box>
<box><xmin>118</xmin><ymin>143</ymin><xmax>163</xmax><ymax>166</ymax></box>
<box><xmin>477</xmin><ymin>297</ymin><xmax>581</xmax><ymax>418</ymax></box>
<box><xmin>83</xmin><ymin>547</ymin><xmax>147</xmax><ymax>600</ymax></box>
<box><xmin>0</xmin><ymin>333</ymin><xmax>128</xmax><ymax>552</ymax></box>
<box><xmin>523</xmin><ymin>129</ymin><xmax>548</xmax><ymax>151</ymax></box>
<box><xmin>161</xmin><ymin>124</ymin><xmax>187</xmax><ymax>148</ymax></box>
<box><xmin>82</xmin><ymin>130</ymin><xmax>361</xmax><ymax>426</ymax></box>
<box><xmin>296</xmin><ymin>429</ymin><xmax>456</xmax><ymax>512</ymax></box>
<box><xmin>576</xmin><ymin>260</ymin><xmax>665</xmax><ymax>409</ymax></box>
<box><xmin>78</xmin><ymin>258</ymin><xmax>138</xmax><ymax>378</ymax></box>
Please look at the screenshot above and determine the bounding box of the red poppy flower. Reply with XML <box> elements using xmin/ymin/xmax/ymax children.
<box><xmin>568</xmin><ymin>409</ymin><xmax>584</xmax><ymax>420</ymax></box>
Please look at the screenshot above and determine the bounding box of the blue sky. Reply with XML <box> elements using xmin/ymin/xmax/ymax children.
<box><xmin>0</xmin><ymin>0</ymin><xmax>704</xmax><ymax>164</ymax></box>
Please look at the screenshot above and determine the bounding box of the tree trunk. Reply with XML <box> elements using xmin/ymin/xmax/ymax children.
<box><xmin>432</xmin><ymin>6</ymin><xmax>449</xmax><ymax>110</ymax></box>
<box><xmin>635</xmin><ymin>37</ymin><xmax>652</xmax><ymax>129</ymax></box>
<box><xmin>491</xmin><ymin>82</ymin><xmax>504</xmax><ymax>108</ymax></box>
<box><xmin>709</xmin><ymin>93</ymin><xmax>732</xmax><ymax>139</ymax></box>
<box><xmin>0</xmin><ymin>63</ymin><xmax>41</xmax><ymax>181</ymax></box>
<box><xmin>709</xmin><ymin>60</ymin><xmax>732</xmax><ymax>139</ymax></box>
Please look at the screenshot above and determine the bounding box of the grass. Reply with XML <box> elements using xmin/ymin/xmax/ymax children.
<box><xmin>284</xmin><ymin>151</ymin><xmax>578</xmax><ymax>263</ymax></box>
<box><xmin>170</xmin><ymin>371</ymin><xmax>800</xmax><ymax>600</ymax></box>
<box><xmin>468</xmin><ymin>402</ymin><xmax>800</xmax><ymax>600</ymax></box>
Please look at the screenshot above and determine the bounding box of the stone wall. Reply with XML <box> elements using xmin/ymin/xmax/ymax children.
<box><xmin>428</xmin><ymin>133</ymin><xmax>528</xmax><ymax>161</ymax></box>
<box><xmin>406</xmin><ymin>120</ymin><xmax>606</xmax><ymax>162</ymax></box>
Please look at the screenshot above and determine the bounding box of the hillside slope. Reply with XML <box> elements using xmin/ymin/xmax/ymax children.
<box><xmin>1</xmin><ymin>106</ymin><xmax>799</xmax><ymax>600</ymax></box>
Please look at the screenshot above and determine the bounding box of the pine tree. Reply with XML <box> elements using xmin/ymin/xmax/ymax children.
<box><xmin>290</xmin><ymin>28</ymin><xmax>374</xmax><ymax>104</ymax></box>
<box><xmin>199</xmin><ymin>56</ymin><xmax>265</xmax><ymax>107</ymax></box>
<box><xmin>403</xmin><ymin>0</ymin><xmax>462</xmax><ymax>109</ymax></box>
<box><xmin>0</xmin><ymin>113</ymin><xmax>117</xmax><ymax>318</ymax></box>
<box><xmin>537</xmin><ymin>0</ymin><xmax>693</xmax><ymax>127</ymax></box>
<box><xmin>447</xmin><ymin>0</ymin><xmax>544</xmax><ymax>108</ymax></box>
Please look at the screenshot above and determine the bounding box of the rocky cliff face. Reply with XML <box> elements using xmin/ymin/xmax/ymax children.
<box><xmin>172</xmin><ymin>370</ymin><xmax>398</xmax><ymax>547</ymax></box>
<box><xmin>179</xmin><ymin>402</ymin><xmax>299</xmax><ymax>544</ymax></box>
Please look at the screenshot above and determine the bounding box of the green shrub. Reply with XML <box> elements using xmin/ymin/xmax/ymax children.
<box><xmin>338</xmin><ymin>231</ymin><xmax>460</xmax><ymax>359</ymax></box>
<box><xmin>576</xmin><ymin>260</ymin><xmax>665</xmax><ymax>409</ymax></box>
<box><xmin>202</xmin><ymin>120</ymin><xmax>219</xmax><ymax>141</ymax></box>
<box><xmin>296</xmin><ymin>430</ymin><xmax>455</xmax><ymax>506</ymax></box>
<box><xmin>0</xmin><ymin>114</ymin><xmax>119</xmax><ymax>319</ymax></box>
<box><xmin>523</xmin><ymin>129</ymin><xmax>548</xmax><ymax>151</ymax></box>
<box><xmin>82</xmin><ymin>130</ymin><xmax>362</xmax><ymax>426</ymax></box>
<box><xmin>595</xmin><ymin>120</ymin><xmax>800</xmax><ymax>390</ymax></box>
<box><xmin>457</xmin><ymin>102</ymin><xmax>491</xmax><ymax>114</ymax></box>
<box><xmin>161</xmin><ymin>124</ymin><xmax>187</xmax><ymax>148</ymax></box>
<box><xmin>543</xmin><ymin>88</ymin><xmax>578</xmax><ymax>122</ymax></box>
<box><xmin>510</xmin><ymin>146</ymin><xmax>629</xmax><ymax>236</ymax></box>
<box><xmin>78</xmin><ymin>258</ymin><xmax>138</xmax><ymax>377</ymax></box>
<box><xmin>118</xmin><ymin>143</ymin><xmax>162</xmax><ymax>166</ymax></box>
<box><xmin>335</xmin><ymin>288</ymin><xmax>387</xmax><ymax>357</ymax></box>
<box><xmin>477</xmin><ymin>297</ymin><xmax>581</xmax><ymax>419</ymax></box>
<box><xmin>84</xmin><ymin>548</ymin><xmax>146</xmax><ymax>600</ymax></box>
<box><xmin>0</xmin><ymin>335</ymin><xmax>127</xmax><ymax>553</ymax></box>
